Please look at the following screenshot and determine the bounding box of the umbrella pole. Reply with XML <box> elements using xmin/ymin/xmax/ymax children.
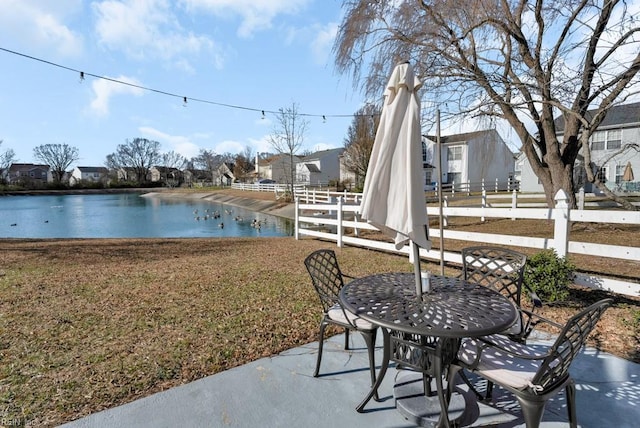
<box><xmin>436</xmin><ymin>109</ymin><xmax>445</xmax><ymax>276</ymax></box>
<box><xmin>412</xmin><ymin>242</ymin><xmax>422</xmax><ymax>298</ymax></box>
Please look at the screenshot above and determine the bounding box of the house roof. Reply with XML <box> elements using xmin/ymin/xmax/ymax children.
<box><xmin>302</xmin><ymin>163</ymin><xmax>321</xmax><ymax>173</ymax></box>
<box><xmin>77</xmin><ymin>166</ymin><xmax>109</xmax><ymax>173</ymax></box>
<box><xmin>423</xmin><ymin>129</ymin><xmax>501</xmax><ymax>144</ymax></box>
<box><xmin>300</xmin><ymin>147</ymin><xmax>344</xmax><ymax>161</ymax></box>
<box><xmin>9</xmin><ymin>163</ymin><xmax>50</xmax><ymax>172</ymax></box>
<box><xmin>555</xmin><ymin>101</ymin><xmax>640</xmax><ymax>132</ymax></box>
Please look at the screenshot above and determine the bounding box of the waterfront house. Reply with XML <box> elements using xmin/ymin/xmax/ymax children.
<box><xmin>295</xmin><ymin>148</ymin><xmax>344</xmax><ymax>187</ymax></box>
<box><xmin>5</xmin><ymin>163</ymin><xmax>51</xmax><ymax>186</ymax></box>
<box><xmin>69</xmin><ymin>166</ymin><xmax>109</xmax><ymax>186</ymax></box>
<box><xmin>517</xmin><ymin>102</ymin><xmax>640</xmax><ymax>194</ymax></box>
<box><xmin>423</xmin><ymin>129</ymin><xmax>516</xmax><ymax>192</ymax></box>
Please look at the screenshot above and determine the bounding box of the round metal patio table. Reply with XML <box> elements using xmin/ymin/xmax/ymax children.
<box><xmin>339</xmin><ymin>272</ymin><xmax>518</xmax><ymax>427</ymax></box>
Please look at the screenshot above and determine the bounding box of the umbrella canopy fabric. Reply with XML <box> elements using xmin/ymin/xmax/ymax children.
<box><xmin>623</xmin><ymin>162</ymin><xmax>634</xmax><ymax>182</ymax></box>
<box><xmin>360</xmin><ymin>62</ymin><xmax>431</xmax><ymax>252</ymax></box>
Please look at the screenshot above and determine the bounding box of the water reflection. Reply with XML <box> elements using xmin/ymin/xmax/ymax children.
<box><xmin>0</xmin><ymin>193</ymin><xmax>293</xmax><ymax>239</ymax></box>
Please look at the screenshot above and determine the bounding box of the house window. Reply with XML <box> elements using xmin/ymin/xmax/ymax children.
<box><xmin>447</xmin><ymin>172</ymin><xmax>461</xmax><ymax>184</ymax></box>
<box><xmin>448</xmin><ymin>146</ymin><xmax>463</xmax><ymax>161</ymax></box>
<box><xmin>596</xmin><ymin>166</ymin><xmax>608</xmax><ymax>183</ymax></box>
<box><xmin>591</xmin><ymin>131</ymin><xmax>605</xmax><ymax>151</ymax></box>
<box><xmin>424</xmin><ymin>170</ymin><xmax>432</xmax><ymax>185</ymax></box>
<box><xmin>607</xmin><ymin>129</ymin><xmax>621</xmax><ymax>149</ymax></box>
<box><xmin>591</xmin><ymin>129</ymin><xmax>622</xmax><ymax>150</ymax></box>
<box><xmin>615</xmin><ymin>164</ymin><xmax>625</xmax><ymax>184</ymax></box>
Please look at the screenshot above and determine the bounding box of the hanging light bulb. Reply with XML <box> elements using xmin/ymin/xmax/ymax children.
<box><xmin>79</xmin><ymin>71</ymin><xmax>85</xmax><ymax>83</ymax></box>
<box><xmin>183</xmin><ymin>96</ymin><xmax>188</xmax><ymax>107</ymax></box>
<box><xmin>261</xmin><ymin>110</ymin><xmax>265</xmax><ymax>119</ymax></box>
<box><xmin>322</xmin><ymin>115</ymin><xmax>327</xmax><ymax>123</ymax></box>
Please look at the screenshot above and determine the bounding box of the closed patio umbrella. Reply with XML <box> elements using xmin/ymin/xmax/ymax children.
<box><xmin>359</xmin><ymin>62</ymin><xmax>431</xmax><ymax>297</ymax></box>
<box><xmin>623</xmin><ymin>161</ymin><xmax>634</xmax><ymax>182</ymax></box>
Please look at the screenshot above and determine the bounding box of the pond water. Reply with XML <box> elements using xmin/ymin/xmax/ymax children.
<box><xmin>0</xmin><ymin>193</ymin><xmax>294</xmax><ymax>239</ymax></box>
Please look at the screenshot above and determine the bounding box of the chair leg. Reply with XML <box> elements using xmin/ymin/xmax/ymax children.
<box><xmin>517</xmin><ymin>395</ymin><xmax>546</xmax><ymax>428</ymax></box>
<box><xmin>360</xmin><ymin>329</ymin><xmax>379</xmax><ymax>401</ymax></box>
<box><xmin>344</xmin><ymin>328</ymin><xmax>350</xmax><ymax>350</ymax></box>
<box><xmin>486</xmin><ymin>380</ymin><xmax>494</xmax><ymax>400</ymax></box>
<box><xmin>313</xmin><ymin>321</ymin><xmax>328</xmax><ymax>377</ymax></box>
<box><xmin>456</xmin><ymin>369</ymin><xmax>485</xmax><ymax>401</ymax></box>
<box><xmin>566</xmin><ymin>379</ymin><xmax>577</xmax><ymax>428</ymax></box>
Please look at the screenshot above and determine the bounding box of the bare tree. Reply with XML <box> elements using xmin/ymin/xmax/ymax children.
<box><xmin>33</xmin><ymin>143</ymin><xmax>79</xmax><ymax>184</ymax></box>
<box><xmin>335</xmin><ymin>0</ymin><xmax>640</xmax><ymax>209</ymax></box>
<box><xmin>0</xmin><ymin>140</ymin><xmax>16</xmax><ymax>183</ymax></box>
<box><xmin>233</xmin><ymin>146</ymin><xmax>255</xmax><ymax>182</ymax></box>
<box><xmin>192</xmin><ymin>149</ymin><xmax>223</xmax><ymax>184</ymax></box>
<box><xmin>106</xmin><ymin>138</ymin><xmax>161</xmax><ymax>184</ymax></box>
<box><xmin>343</xmin><ymin>104</ymin><xmax>381</xmax><ymax>188</ymax></box>
<box><xmin>162</xmin><ymin>151</ymin><xmax>187</xmax><ymax>170</ymax></box>
<box><xmin>161</xmin><ymin>151</ymin><xmax>187</xmax><ymax>186</ymax></box>
<box><xmin>268</xmin><ymin>102</ymin><xmax>308</xmax><ymax>197</ymax></box>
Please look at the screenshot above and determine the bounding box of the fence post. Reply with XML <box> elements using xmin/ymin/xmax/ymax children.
<box><xmin>481</xmin><ymin>178</ymin><xmax>485</xmax><ymax>194</ymax></box>
<box><xmin>552</xmin><ymin>190</ymin><xmax>570</xmax><ymax>258</ymax></box>
<box><xmin>495</xmin><ymin>178</ymin><xmax>499</xmax><ymax>193</ymax></box>
<box><xmin>512</xmin><ymin>189</ymin><xmax>517</xmax><ymax>220</ymax></box>
<box><xmin>578</xmin><ymin>187</ymin><xmax>585</xmax><ymax>210</ymax></box>
<box><xmin>481</xmin><ymin>190</ymin><xmax>486</xmax><ymax>222</ymax></box>
<box><xmin>443</xmin><ymin>196</ymin><xmax>449</xmax><ymax>227</ymax></box>
<box><xmin>337</xmin><ymin>197</ymin><xmax>344</xmax><ymax>248</ymax></box>
<box><xmin>294</xmin><ymin>197</ymin><xmax>300</xmax><ymax>240</ymax></box>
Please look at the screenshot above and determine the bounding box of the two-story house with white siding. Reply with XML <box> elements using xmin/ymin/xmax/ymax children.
<box><xmin>257</xmin><ymin>153</ymin><xmax>301</xmax><ymax>184</ymax></box>
<box><xmin>295</xmin><ymin>148</ymin><xmax>344</xmax><ymax>187</ymax></box>
<box><xmin>518</xmin><ymin>102</ymin><xmax>640</xmax><ymax>194</ymax></box>
<box><xmin>69</xmin><ymin>166</ymin><xmax>109</xmax><ymax>186</ymax></box>
<box><xmin>423</xmin><ymin>129</ymin><xmax>517</xmax><ymax>192</ymax></box>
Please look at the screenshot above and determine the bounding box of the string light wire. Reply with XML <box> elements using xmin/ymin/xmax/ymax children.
<box><xmin>0</xmin><ymin>46</ymin><xmax>366</xmax><ymax>119</ymax></box>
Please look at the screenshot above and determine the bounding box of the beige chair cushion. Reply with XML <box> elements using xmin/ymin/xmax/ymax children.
<box><xmin>458</xmin><ymin>335</ymin><xmax>549</xmax><ymax>390</ymax></box>
<box><xmin>327</xmin><ymin>304</ymin><xmax>376</xmax><ymax>330</ymax></box>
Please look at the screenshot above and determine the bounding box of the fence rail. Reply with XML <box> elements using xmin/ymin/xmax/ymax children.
<box><xmin>294</xmin><ymin>190</ymin><xmax>640</xmax><ymax>297</ymax></box>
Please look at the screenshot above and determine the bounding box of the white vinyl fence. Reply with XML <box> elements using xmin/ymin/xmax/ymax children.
<box><xmin>294</xmin><ymin>190</ymin><xmax>640</xmax><ymax>297</ymax></box>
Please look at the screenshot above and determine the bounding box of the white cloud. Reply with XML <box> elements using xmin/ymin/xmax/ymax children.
<box><xmin>0</xmin><ymin>0</ymin><xmax>83</xmax><ymax>57</ymax></box>
<box><xmin>89</xmin><ymin>76</ymin><xmax>144</xmax><ymax>116</ymax></box>
<box><xmin>180</xmin><ymin>0</ymin><xmax>311</xmax><ymax>38</ymax></box>
<box><xmin>247</xmin><ymin>136</ymin><xmax>274</xmax><ymax>154</ymax></box>
<box><xmin>310</xmin><ymin>22</ymin><xmax>338</xmax><ymax>65</ymax></box>
<box><xmin>139</xmin><ymin>126</ymin><xmax>202</xmax><ymax>159</ymax></box>
<box><xmin>214</xmin><ymin>139</ymin><xmax>245</xmax><ymax>154</ymax></box>
<box><xmin>92</xmin><ymin>0</ymin><xmax>221</xmax><ymax>68</ymax></box>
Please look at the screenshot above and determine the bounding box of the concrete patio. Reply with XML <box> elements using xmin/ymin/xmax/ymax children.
<box><xmin>61</xmin><ymin>332</ymin><xmax>639</xmax><ymax>428</ymax></box>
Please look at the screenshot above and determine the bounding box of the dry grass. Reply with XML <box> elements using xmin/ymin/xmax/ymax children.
<box><xmin>0</xmin><ymin>190</ymin><xmax>638</xmax><ymax>426</ymax></box>
<box><xmin>0</xmin><ymin>238</ymin><xmax>417</xmax><ymax>426</ymax></box>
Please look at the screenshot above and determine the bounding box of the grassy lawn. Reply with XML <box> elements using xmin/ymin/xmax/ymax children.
<box><xmin>0</xmin><ymin>238</ymin><xmax>421</xmax><ymax>426</ymax></box>
<box><xmin>0</xmin><ymin>194</ymin><xmax>638</xmax><ymax>426</ymax></box>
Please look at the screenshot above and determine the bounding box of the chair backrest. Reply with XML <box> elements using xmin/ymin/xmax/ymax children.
<box><xmin>304</xmin><ymin>249</ymin><xmax>345</xmax><ymax>313</ymax></box>
<box><xmin>532</xmin><ymin>298</ymin><xmax>613</xmax><ymax>392</ymax></box>
<box><xmin>462</xmin><ymin>246</ymin><xmax>527</xmax><ymax>306</ymax></box>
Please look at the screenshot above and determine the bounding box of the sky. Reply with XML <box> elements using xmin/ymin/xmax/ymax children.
<box><xmin>0</xmin><ymin>0</ymin><xmax>370</xmax><ymax>167</ymax></box>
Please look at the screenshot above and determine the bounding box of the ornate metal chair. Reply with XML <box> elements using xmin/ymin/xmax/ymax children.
<box><xmin>462</xmin><ymin>246</ymin><xmax>542</xmax><ymax>343</ymax></box>
<box><xmin>304</xmin><ymin>249</ymin><xmax>378</xmax><ymax>392</ymax></box>
<box><xmin>449</xmin><ymin>298</ymin><xmax>613</xmax><ymax>428</ymax></box>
